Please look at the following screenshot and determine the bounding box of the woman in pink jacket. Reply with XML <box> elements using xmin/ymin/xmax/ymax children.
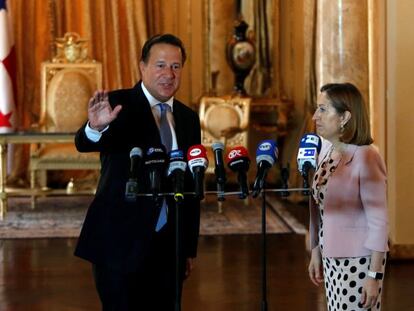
<box><xmin>308</xmin><ymin>83</ymin><xmax>388</xmax><ymax>311</ymax></box>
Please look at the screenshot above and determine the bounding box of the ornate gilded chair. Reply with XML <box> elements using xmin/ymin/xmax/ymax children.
<box><xmin>29</xmin><ymin>33</ymin><xmax>101</xmax><ymax>198</ymax></box>
<box><xmin>199</xmin><ymin>96</ymin><xmax>251</xmax><ymax>211</ymax></box>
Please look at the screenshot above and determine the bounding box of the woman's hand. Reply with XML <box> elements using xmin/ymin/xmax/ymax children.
<box><xmin>88</xmin><ymin>90</ymin><xmax>122</xmax><ymax>131</ymax></box>
<box><xmin>360</xmin><ymin>278</ymin><xmax>380</xmax><ymax>309</ymax></box>
<box><xmin>308</xmin><ymin>246</ymin><xmax>324</xmax><ymax>286</ymax></box>
<box><xmin>360</xmin><ymin>251</ymin><xmax>385</xmax><ymax>308</ymax></box>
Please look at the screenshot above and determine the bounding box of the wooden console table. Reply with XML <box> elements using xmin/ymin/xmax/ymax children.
<box><xmin>250</xmin><ymin>97</ymin><xmax>293</xmax><ymax>135</ymax></box>
<box><xmin>0</xmin><ymin>132</ymin><xmax>95</xmax><ymax>220</ymax></box>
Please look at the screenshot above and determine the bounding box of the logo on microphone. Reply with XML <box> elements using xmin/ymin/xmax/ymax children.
<box><xmin>259</xmin><ymin>142</ymin><xmax>272</xmax><ymax>151</ymax></box>
<box><xmin>147</xmin><ymin>147</ymin><xmax>164</xmax><ymax>155</ymax></box>
<box><xmin>189</xmin><ymin>148</ymin><xmax>202</xmax><ymax>157</ymax></box>
<box><xmin>228</xmin><ymin>149</ymin><xmax>242</xmax><ymax>159</ymax></box>
<box><xmin>299</xmin><ymin>147</ymin><xmax>317</xmax><ymax>158</ymax></box>
<box><xmin>170</xmin><ymin>150</ymin><xmax>183</xmax><ymax>158</ymax></box>
<box><xmin>304</xmin><ymin>149</ymin><xmax>316</xmax><ymax>156</ymax></box>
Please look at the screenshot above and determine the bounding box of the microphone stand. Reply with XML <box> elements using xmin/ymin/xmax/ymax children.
<box><xmin>260</xmin><ymin>184</ymin><xmax>268</xmax><ymax>311</ymax></box>
<box><xmin>174</xmin><ymin>196</ymin><xmax>182</xmax><ymax>311</ymax></box>
<box><xmin>137</xmin><ymin>188</ymin><xmax>311</xmax><ymax>197</ymax></box>
<box><xmin>302</xmin><ymin>177</ymin><xmax>310</xmax><ymax>196</ymax></box>
<box><xmin>301</xmin><ymin>163</ymin><xmax>311</xmax><ymax>196</ymax></box>
<box><xmin>137</xmin><ymin>186</ymin><xmax>312</xmax><ymax>311</ymax></box>
<box><xmin>280</xmin><ymin>165</ymin><xmax>290</xmax><ymax>198</ymax></box>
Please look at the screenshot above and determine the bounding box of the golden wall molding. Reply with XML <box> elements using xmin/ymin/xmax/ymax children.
<box><xmin>368</xmin><ymin>0</ymin><xmax>386</xmax><ymax>156</ymax></box>
<box><xmin>386</xmin><ymin>0</ymin><xmax>414</xmax><ymax>251</ymax></box>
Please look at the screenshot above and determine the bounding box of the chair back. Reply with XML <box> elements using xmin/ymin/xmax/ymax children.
<box><xmin>199</xmin><ymin>96</ymin><xmax>251</xmax><ymax>174</ymax></box>
<box><xmin>40</xmin><ymin>64</ymin><xmax>102</xmax><ymax>132</ymax></box>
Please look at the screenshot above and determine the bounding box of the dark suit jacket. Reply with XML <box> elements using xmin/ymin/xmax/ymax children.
<box><xmin>74</xmin><ymin>82</ymin><xmax>201</xmax><ymax>272</ymax></box>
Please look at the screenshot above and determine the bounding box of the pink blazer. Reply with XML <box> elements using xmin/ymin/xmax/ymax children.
<box><xmin>309</xmin><ymin>144</ymin><xmax>389</xmax><ymax>257</ymax></box>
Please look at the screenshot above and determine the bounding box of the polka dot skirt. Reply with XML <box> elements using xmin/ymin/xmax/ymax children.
<box><xmin>322</xmin><ymin>256</ymin><xmax>386</xmax><ymax>311</ymax></box>
<box><xmin>312</xmin><ymin>153</ymin><xmax>386</xmax><ymax>311</ymax></box>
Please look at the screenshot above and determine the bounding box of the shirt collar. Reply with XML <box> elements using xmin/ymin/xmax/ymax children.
<box><xmin>141</xmin><ymin>82</ymin><xmax>174</xmax><ymax>111</ymax></box>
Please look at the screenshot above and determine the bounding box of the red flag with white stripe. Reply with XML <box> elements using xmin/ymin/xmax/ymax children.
<box><xmin>0</xmin><ymin>0</ymin><xmax>17</xmax><ymax>133</ymax></box>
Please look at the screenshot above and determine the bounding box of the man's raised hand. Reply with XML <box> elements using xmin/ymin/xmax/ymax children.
<box><xmin>88</xmin><ymin>90</ymin><xmax>122</xmax><ymax>131</ymax></box>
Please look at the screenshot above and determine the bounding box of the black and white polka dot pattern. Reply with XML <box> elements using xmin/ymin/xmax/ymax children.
<box><xmin>322</xmin><ymin>256</ymin><xmax>386</xmax><ymax>311</ymax></box>
<box><xmin>312</xmin><ymin>154</ymin><xmax>336</xmax><ymax>253</ymax></box>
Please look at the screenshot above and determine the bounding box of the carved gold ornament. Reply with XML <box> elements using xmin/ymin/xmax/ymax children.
<box><xmin>53</xmin><ymin>32</ymin><xmax>90</xmax><ymax>63</ymax></box>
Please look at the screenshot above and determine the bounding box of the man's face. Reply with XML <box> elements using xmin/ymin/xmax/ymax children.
<box><xmin>139</xmin><ymin>43</ymin><xmax>183</xmax><ymax>103</ymax></box>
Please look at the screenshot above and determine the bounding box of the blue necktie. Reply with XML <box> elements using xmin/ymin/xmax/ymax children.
<box><xmin>155</xmin><ymin>103</ymin><xmax>172</xmax><ymax>231</ymax></box>
<box><xmin>158</xmin><ymin>103</ymin><xmax>172</xmax><ymax>152</ymax></box>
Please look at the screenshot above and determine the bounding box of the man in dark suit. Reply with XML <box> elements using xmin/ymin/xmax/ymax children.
<box><xmin>74</xmin><ymin>34</ymin><xmax>201</xmax><ymax>310</ymax></box>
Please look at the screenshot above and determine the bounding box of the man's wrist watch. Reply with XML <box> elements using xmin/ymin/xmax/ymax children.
<box><xmin>367</xmin><ymin>270</ymin><xmax>384</xmax><ymax>280</ymax></box>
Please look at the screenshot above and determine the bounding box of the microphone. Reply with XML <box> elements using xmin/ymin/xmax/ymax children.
<box><xmin>167</xmin><ymin>149</ymin><xmax>187</xmax><ymax>202</ymax></box>
<box><xmin>226</xmin><ymin>146</ymin><xmax>250</xmax><ymax>199</ymax></box>
<box><xmin>212</xmin><ymin>142</ymin><xmax>227</xmax><ymax>201</ymax></box>
<box><xmin>187</xmin><ymin>144</ymin><xmax>208</xmax><ymax>200</ymax></box>
<box><xmin>143</xmin><ymin>146</ymin><xmax>167</xmax><ymax>199</ymax></box>
<box><xmin>297</xmin><ymin>133</ymin><xmax>321</xmax><ymax>195</ymax></box>
<box><xmin>251</xmin><ymin>140</ymin><xmax>278</xmax><ymax>198</ymax></box>
<box><xmin>125</xmin><ymin>147</ymin><xmax>143</xmax><ymax>202</ymax></box>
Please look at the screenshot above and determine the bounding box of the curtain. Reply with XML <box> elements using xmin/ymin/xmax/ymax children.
<box><xmin>8</xmin><ymin>0</ymin><xmax>149</xmax><ymax>183</ymax></box>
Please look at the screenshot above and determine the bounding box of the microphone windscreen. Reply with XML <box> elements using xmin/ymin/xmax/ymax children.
<box><xmin>255</xmin><ymin>139</ymin><xmax>278</xmax><ymax>166</ymax></box>
<box><xmin>299</xmin><ymin>133</ymin><xmax>321</xmax><ymax>153</ymax></box>
<box><xmin>226</xmin><ymin>146</ymin><xmax>250</xmax><ymax>172</ymax></box>
<box><xmin>187</xmin><ymin>144</ymin><xmax>208</xmax><ymax>173</ymax></box>
<box><xmin>168</xmin><ymin>149</ymin><xmax>187</xmax><ymax>176</ymax></box>
<box><xmin>226</xmin><ymin>146</ymin><xmax>249</xmax><ymax>164</ymax></box>
<box><xmin>212</xmin><ymin>141</ymin><xmax>224</xmax><ymax>152</ymax></box>
<box><xmin>130</xmin><ymin>147</ymin><xmax>143</xmax><ymax>158</ymax></box>
<box><xmin>297</xmin><ymin>133</ymin><xmax>321</xmax><ymax>173</ymax></box>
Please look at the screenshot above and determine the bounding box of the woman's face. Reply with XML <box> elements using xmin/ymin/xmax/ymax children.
<box><xmin>312</xmin><ymin>92</ymin><xmax>344</xmax><ymax>142</ymax></box>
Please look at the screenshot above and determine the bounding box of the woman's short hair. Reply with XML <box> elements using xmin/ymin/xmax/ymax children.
<box><xmin>320</xmin><ymin>83</ymin><xmax>373</xmax><ymax>145</ymax></box>
<box><xmin>140</xmin><ymin>33</ymin><xmax>186</xmax><ymax>65</ymax></box>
